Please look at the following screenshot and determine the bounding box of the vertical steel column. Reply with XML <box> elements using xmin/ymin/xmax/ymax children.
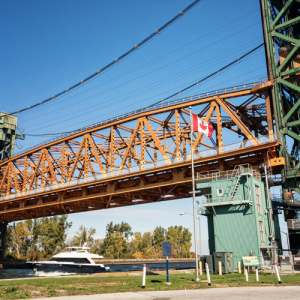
<box><xmin>84</xmin><ymin>135</ymin><xmax>89</xmax><ymax>179</ymax></box>
<box><xmin>0</xmin><ymin>222</ymin><xmax>7</xmax><ymax>259</ymax></box>
<box><xmin>110</xmin><ymin>126</ymin><xmax>115</xmax><ymax>175</ymax></box>
<box><xmin>140</xmin><ymin>121</ymin><xmax>145</xmax><ymax>170</ymax></box>
<box><xmin>189</xmin><ymin>106</ymin><xmax>200</xmax><ymax>282</ymax></box>
<box><xmin>175</xmin><ymin>109</ymin><xmax>181</xmax><ymax>162</ymax></box>
<box><xmin>260</xmin><ymin>0</ymin><xmax>300</xmax><ymax>196</ymax></box>
<box><xmin>260</xmin><ymin>0</ymin><xmax>300</xmax><ymax>255</ymax></box>
<box><xmin>61</xmin><ymin>142</ymin><xmax>66</xmax><ymax>183</ymax></box>
<box><xmin>215</xmin><ymin>102</ymin><xmax>223</xmax><ymax>153</ymax></box>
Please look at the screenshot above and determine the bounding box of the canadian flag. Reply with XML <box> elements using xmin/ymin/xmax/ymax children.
<box><xmin>192</xmin><ymin>115</ymin><xmax>214</xmax><ymax>138</ymax></box>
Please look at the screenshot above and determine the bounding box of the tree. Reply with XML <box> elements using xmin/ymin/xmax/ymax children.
<box><xmin>180</xmin><ymin>228</ymin><xmax>193</xmax><ymax>258</ymax></box>
<box><xmin>141</xmin><ymin>232</ymin><xmax>154</xmax><ymax>257</ymax></box>
<box><xmin>153</xmin><ymin>226</ymin><xmax>166</xmax><ymax>256</ymax></box>
<box><xmin>130</xmin><ymin>232</ymin><xmax>142</xmax><ymax>254</ymax></box>
<box><xmin>105</xmin><ymin>232</ymin><xmax>124</xmax><ymax>259</ymax></box>
<box><xmin>166</xmin><ymin>226</ymin><xmax>192</xmax><ymax>257</ymax></box>
<box><xmin>90</xmin><ymin>238</ymin><xmax>104</xmax><ymax>255</ymax></box>
<box><xmin>57</xmin><ymin>215</ymin><xmax>72</xmax><ymax>246</ymax></box>
<box><xmin>6</xmin><ymin>215</ymin><xmax>72</xmax><ymax>260</ymax></box>
<box><xmin>103</xmin><ymin>222</ymin><xmax>132</xmax><ymax>258</ymax></box>
<box><xmin>36</xmin><ymin>216</ymin><xmax>72</xmax><ymax>257</ymax></box>
<box><xmin>26</xmin><ymin>219</ymin><xmax>42</xmax><ymax>260</ymax></box>
<box><xmin>70</xmin><ymin>226</ymin><xmax>96</xmax><ymax>247</ymax></box>
<box><xmin>106</xmin><ymin>221</ymin><xmax>132</xmax><ymax>239</ymax></box>
<box><xmin>130</xmin><ymin>231</ymin><xmax>155</xmax><ymax>258</ymax></box>
<box><xmin>6</xmin><ymin>221</ymin><xmax>32</xmax><ymax>259</ymax></box>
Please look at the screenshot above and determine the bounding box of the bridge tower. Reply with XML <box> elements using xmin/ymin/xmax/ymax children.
<box><xmin>260</xmin><ymin>0</ymin><xmax>300</xmax><ymax>252</ymax></box>
<box><xmin>0</xmin><ymin>112</ymin><xmax>24</xmax><ymax>161</ymax></box>
<box><xmin>0</xmin><ymin>112</ymin><xmax>23</xmax><ymax>258</ymax></box>
<box><xmin>0</xmin><ymin>222</ymin><xmax>7</xmax><ymax>259</ymax></box>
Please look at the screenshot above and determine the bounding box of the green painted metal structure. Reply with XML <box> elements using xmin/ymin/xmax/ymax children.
<box><xmin>260</xmin><ymin>0</ymin><xmax>300</xmax><ymax>195</ymax></box>
<box><xmin>197</xmin><ymin>165</ymin><xmax>279</xmax><ymax>269</ymax></box>
<box><xmin>260</xmin><ymin>0</ymin><xmax>300</xmax><ymax>253</ymax></box>
<box><xmin>0</xmin><ymin>112</ymin><xmax>24</xmax><ymax>161</ymax></box>
<box><xmin>0</xmin><ymin>112</ymin><xmax>23</xmax><ymax>258</ymax></box>
<box><xmin>0</xmin><ymin>222</ymin><xmax>7</xmax><ymax>260</ymax></box>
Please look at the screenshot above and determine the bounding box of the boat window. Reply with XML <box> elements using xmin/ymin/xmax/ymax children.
<box><xmin>61</xmin><ymin>247</ymin><xmax>90</xmax><ymax>253</ymax></box>
<box><xmin>50</xmin><ymin>258</ymin><xmax>90</xmax><ymax>263</ymax></box>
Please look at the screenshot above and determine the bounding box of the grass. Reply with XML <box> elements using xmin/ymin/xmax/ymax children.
<box><xmin>0</xmin><ymin>272</ymin><xmax>299</xmax><ymax>299</ymax></box>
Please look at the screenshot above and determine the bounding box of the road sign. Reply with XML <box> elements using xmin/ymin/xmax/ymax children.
<box><xmin>162</xmin><ymin>242</ymin><xmax>171</xmax><ymax>257</ymax></box>
<box><xmin>242</xmin><ymin>256</ymin><xmax>259</xmax><ymax>266</ymax></box>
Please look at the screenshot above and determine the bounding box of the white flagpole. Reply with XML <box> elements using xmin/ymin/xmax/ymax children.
<box><xmin>189</xmin><ymin>106</ymin><xmax>200</xmax><ymax>282</ymax></box>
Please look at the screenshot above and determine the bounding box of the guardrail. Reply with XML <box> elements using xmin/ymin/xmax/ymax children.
<box><xmin>199</xmin><ymin>193</ymin><xmax>249</xmax><ymax>205</ymax></box>
<box><xmin>287</xmin><ymin>219</ymin><xmax>300</xmax><ymax>230</ymax></box>
<box><xmin>197</xmin><ymin>163</ymin><xmax>261</xmax><ymax>181</ymax></box>
<box><xmin>0</xmin><ymin>133</ymin><xmax>277</xmax><ymax>202</ymax></box>
<box><xmin>5</xmin><ymin>81</ymin><xmax>267</xmax><ymax>161</ymax></box>
<box><xmin>271</xmin><ymin>194</ymin><xmax>300</xmax><ymax>205</ymax></box>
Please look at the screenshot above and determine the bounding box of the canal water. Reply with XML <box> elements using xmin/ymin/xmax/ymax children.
<box><xmin>0</xmin><ymin>261</ymin><xmax>195</xmax><ymax>279</ymax></box>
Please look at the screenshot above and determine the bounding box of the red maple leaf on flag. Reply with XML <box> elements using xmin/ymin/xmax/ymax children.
<box><xmin>199</xmin><ymin>121</ymin><xmax>207</xmax><ymax>131</ymax></box>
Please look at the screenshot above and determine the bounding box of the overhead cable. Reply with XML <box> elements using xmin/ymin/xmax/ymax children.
<box><xmin>9</xmin><ymin>0</ymin><xmax>203</xmax><ymax>116</ymax></box>
<box><xmin>21</xmin><ymin>43</ymin><xmax>264</xmax><ymax>137</ymax></box>
<box><xmin>151</xmin><ymin>43</ymin><xmax>264</xmax><ymax>106</ymax></box>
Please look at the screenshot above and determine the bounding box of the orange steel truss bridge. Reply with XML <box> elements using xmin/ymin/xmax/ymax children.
<box><xmin>0</xmin><ymin>80</ymin><xmax>284</xmax><ymax>223</ymax></box>
<box><xmin>0</xmin><ymin>0</ymin><xmax>299</xmax><ymax>261</ymax></box>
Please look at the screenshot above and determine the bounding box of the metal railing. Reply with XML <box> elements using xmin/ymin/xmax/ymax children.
<box><xmin>197</xmin><ymin>163</ymin><xmax>261</xmax><ymax>181</ymax></box>
<box><xmin>199</xmin><ymin>192</ymin><xmax>251</xmax><ymax>205</ymax></box>
<box><xmin>5</xmin><ymin>81</ymin><xmax>267</xmax><ymax>162</ymax></box>
<box><xmin>287</xmin><ymin>219</ymin><xmax>300</xmax><ymax>230</ymax></box>
<box><xmin>0</xmin><ymin>133</ymin><xmax>276</xmax><ymax>202</ymax></box>
<box><xmin>271</xmin><ymin>194</ymin><xmax>300</xmax><ymax>205</ymax></box>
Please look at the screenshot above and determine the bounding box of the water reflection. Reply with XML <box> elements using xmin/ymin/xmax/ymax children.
<box><xmin>0</xmin><ymin>261</ymin><xmax>195</xmax><ymax>279</ymax></box>
<box><xmin>0</xmin><ymin>269</ymin><xmax>35</xmax><ymax>279</ymax></box>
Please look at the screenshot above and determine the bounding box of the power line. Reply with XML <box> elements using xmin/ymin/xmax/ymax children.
<box><xmin>150</xmin><ymin>43</ymin><xmax>264</xmax><ymax>106</ymax></box>
<box><xmin>17</xmin><ymin>12</ymin><xmax>261</xmax><ymax>124</ymax></box>
<box><xmin>21</xmin><ymin>38</ymin><xmax>262</xmax><ymax>129</ymax></box>
<box><xmin>8</xmin><ymin>0</ymin><xmax>203</xmax><ymax>116</ymax></box>
<box><xmin>20</xmin><ymin>36</ymin><xmax>262</xmax><ymax>128</ymax></box>
<box><xmin>21</xmin><ymin>43</ymin><xmax>264</xmax><ymax>137</ymax></box>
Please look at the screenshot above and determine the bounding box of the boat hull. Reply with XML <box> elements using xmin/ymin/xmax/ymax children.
<box><xmin>27</xmin><ymin>262</ymin><xmax>109</xmax><ymax>275</ymax></box>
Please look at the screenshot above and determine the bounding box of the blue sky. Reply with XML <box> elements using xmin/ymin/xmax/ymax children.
<box><xmin>1</xmin><ymin>0</ymin><xmax>285</xmax><ymax>252</ymax></box>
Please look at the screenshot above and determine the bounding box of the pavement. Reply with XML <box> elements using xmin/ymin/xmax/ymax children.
<box><xmin>34</xmin><ymin>286</ymin><xmax>300</xmax><ymax>300</ymax></box>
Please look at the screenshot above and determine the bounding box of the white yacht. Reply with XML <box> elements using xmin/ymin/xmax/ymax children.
<box><xmin>27</xmin><ymin>246</ymin><xmax>110</xmax><ymax>275</ymax></box>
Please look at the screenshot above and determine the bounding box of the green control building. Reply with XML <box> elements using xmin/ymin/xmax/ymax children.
<box><xmin>196</xmin><ymin>164</ymin><xmax>280</xmax><ymax>269</ymax></box>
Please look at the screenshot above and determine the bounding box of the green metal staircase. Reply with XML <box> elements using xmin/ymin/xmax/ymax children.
<box><xmin>226</xmin><ymin>166</ymin><xmax>244</xmax><ymax>202</ymax></box>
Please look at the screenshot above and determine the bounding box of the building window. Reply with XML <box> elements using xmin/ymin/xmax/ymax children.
<box><xmin>259</xmin><ymin>221</ymin><xmax>264</xmax><ymax>242</ymax></box>
<box><xmin>217</xmin><ymin>188</ymin><xmax>223</xmax><ymax>196</ymax></box>
<box><xmin>255</xmin><ymin>185</ymin><xmax>262</xmax><ymax>215</ymax></box>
